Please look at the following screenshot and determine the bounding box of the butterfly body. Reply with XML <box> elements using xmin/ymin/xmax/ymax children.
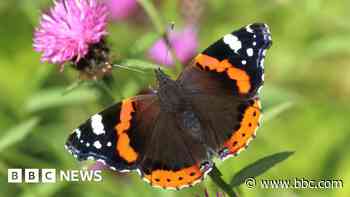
<box><xmin>65</xmin><ymin>23</ymin><xmax>272</xmax><ymax>189</ymax></box>
<box><xmin>155</xmin><ymin>69</ymin><xmax>188</xmax><ymax>113</ymax></box>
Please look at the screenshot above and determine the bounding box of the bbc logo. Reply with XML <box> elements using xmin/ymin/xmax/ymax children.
<box><xmin>8</xmin><ymin>168</ymin><xmax>102</xmax><ymax>183</ymax></box>
<box><xmin>8</xmin><ymin>169</ymin><xmax>56</xmax><ymax>183</ymax></box>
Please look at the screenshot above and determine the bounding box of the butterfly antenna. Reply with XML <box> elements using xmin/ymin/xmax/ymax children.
<box><xmin>163</xmin><ymin>21</ymin><xmax>176</xmax><ymax>66</ymax></box>
<box><xmin>112</xmin><ymin>64</ymin><xmax>145</xmax><ymax>73</ymax></box>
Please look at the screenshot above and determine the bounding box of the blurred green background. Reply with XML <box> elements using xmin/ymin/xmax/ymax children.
<box><xmin>0</xmin><ymin>0</ymin><xmax>349</xmax><ymax>196</ymax></box>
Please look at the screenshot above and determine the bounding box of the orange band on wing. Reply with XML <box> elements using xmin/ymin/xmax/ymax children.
<box><xmin>116</xmin><ymin>99</ymin><xmax>134</xmax><ymax>135</ymax></box>
<box><xmin>144</xmin><ymin>165</ymin><xmax>203</xmax><ymax>189</ymax></box>
<box><xmin>117</xmin><ymin>133</ymin><xmax>138</xmax><ymax>163</ymax></box>
<box><xmin>115</xmin><ymin>99</ymin><xmax>139</xmax><ymax>163</ymax></box>
<box><xmin>195</xmin><ymin>54</ymin><xmax>229</xmax><ymax>72</ymax></box>
<box><xmin>195</xmin><ymin>54</ymin><xmax>251</xmax><ymax>94</ymax></box>
<box><xmin>224</xmin><ymin>99</ymin><xmax>261</xmax><ymax>155</ymax></box>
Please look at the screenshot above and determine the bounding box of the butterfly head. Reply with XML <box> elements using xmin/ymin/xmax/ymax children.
<box><xmin>154</xmin><ymin>68</ymin><xmax>186</xmax><ymax>112</ymax></box>
<box><xmin>154</xmin><ymin>68</ymin><xmax>171</xmax><ymax>85</ymax></box>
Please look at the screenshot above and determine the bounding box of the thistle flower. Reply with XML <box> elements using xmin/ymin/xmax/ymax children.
<box><xmin>148</xmin><ymin>26</ymin><xmax>198</xmax><ymax>66</ymax></box>
<box><xmin>33</xmin><ymin>0</ymin><xmax>112</xmax><ymax>79</ymax></box>
<box><xmin>105</xmin><ymin>0</ymin><xmax>138</xmax><ymax>21</ymax></box>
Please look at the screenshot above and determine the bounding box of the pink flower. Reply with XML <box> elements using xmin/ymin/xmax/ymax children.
<box><xmin>106</xmin><ymin>0</ymin><xmax>138</xmax><ymax>21</ymax></box>
<box><xmin>148</xmin><ymin>26</ymin><xmax>198</xmax><ymax>66</ymax></box>
<box><xmin>33</xmin><ymin>0</ymin><xmax>108</xmax><ymax>65</ymax></box>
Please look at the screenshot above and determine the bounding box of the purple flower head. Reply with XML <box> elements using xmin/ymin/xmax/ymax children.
<box><xmin>33</xmin><ymin>0</ymin><xmax>108</xmax><ymax>65</ymax></box>
<box><xmin>106</xmin><ymin>0</ymin><xmax>138</xmax><ymax>21</ymax></box>
<box><xmin>148</xmin><ymin>26</ymin><xmax>198</xmax><ymax>66</ymax></box>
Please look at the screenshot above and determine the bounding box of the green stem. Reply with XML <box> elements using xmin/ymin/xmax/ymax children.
<box><xmin>137</xmin><ymin>0</ymin><xmax>164</xmax><ymax>35</ymax></box>
<box><xmin>64</xmin><ymin>77</ymin><xmax>115</xmax><ymax>106</ymax></box>
<box><xmin>137</xmin><ymin>0</ymin><xmax>183</xmax><ymax>76</ymax></box>
<box><xmin>209</xmin><ymin>165</ymin><xmax>238</xmax><ymax>197</ymax></box>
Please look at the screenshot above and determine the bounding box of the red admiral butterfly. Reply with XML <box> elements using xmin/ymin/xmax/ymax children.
<box><xmin>65</xmin><ymin>23</ymin><xmax>272</xmax><ymax>190</ymax></box>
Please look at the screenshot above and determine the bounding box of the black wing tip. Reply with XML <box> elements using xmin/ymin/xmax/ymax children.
<box><xmin>249</xmin><ymin>23</ymin><xmax>273</xmax><ymax>49</ymax></box>
<box><xmin>65</xmin><ymin>131</ymin><xmax>138</xmax><ymax>172</ymax></box>
<box><xmin>64</xmin><ymin>139</ymin><xmax>85</xmax><ymax>161</ymax></box>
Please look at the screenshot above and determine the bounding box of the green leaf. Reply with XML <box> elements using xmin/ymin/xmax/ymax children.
<box><xmin>264</xmin><ymin>102</ymin><xmax>294</xmax><ymax>122</ymax></box>
<box><xmin>209</xmin><ymin>165</ymin><xmax>238</xmax><ymax>197</ymax></box>
<box><xmin>230</xmin><ymin>151</ymin><xmax>294</xmax><ymax>187</ymax></box>
<box><xmin>0</xmin><ymin>117</ymin><xmax>39</xmax><ymax>152</ymax></box>
<box><xmin>25</xmin><ymin>87</ymin><xmax>99</xmax><ymax>113</ymax></box>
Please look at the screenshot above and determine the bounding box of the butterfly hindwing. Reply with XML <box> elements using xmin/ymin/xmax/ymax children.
<box><xmin>139</xmin><ymin>110</ymin><xmax>213</xmax><ymax>189</ymax></box>
<box><xmin>219</xmin><ymin>98</ymin><xmax>262</xmax><ymax>159</ymax></box>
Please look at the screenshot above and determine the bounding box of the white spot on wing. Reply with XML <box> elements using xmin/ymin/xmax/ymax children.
<box><xmin>107</xmin><ymin>142</ymin><xmax>112</xmax><ymax>147</ymax></box>
<box><xmin>247</xmin><ymin>48</ymin><xmax>254</xmax><ymax>57</ymax></box>
<box><xmin>91</xmin><ymin>114</ymin><xmax>106</xmax><ymax>135</ymax></box>
<box><xmin>136</xmin><ymin>169</ymin><xmax>142</xmax><ymax>176</ymax></box>
<box><xmin>110</xmin><ymin>166</ymin><xmax>116</xmax><ymax>171</ymax></box>
<box><xmin>223</xmin><ymin>34</ymin><xmax>242</xmax><ymax>53</ymax></box>
<box><xmin>142</xmin><ymin>177</ymin><xmax>150</xmax><ymax>183</ymax></box>
<box><xmin>262</xmin><ymin>50</ymin><xmax>267</xmax><ymax>56</ymax></box>
<box><xmin>242</xmin><ymin>60</ymin><xmax>247</xmax><ymax>65</ymax></box>
<box><xmin>75</xmin><ymin>129</ymin><xmax>81</xmax><ymax>139</ymax></box>
<box><xmin>93</xmin><ymin>141</ymin><xmax>102</xmax><ymax>149</ymax></box>
<box><xmin>96</xmin><ymin>159</ymin><xmax>106</xmax><ymax>165</ymax></box>
<box><xmin>246</xmin><ymin>25</ymin><xmax>254</xmax><ymax>33</ymax></box>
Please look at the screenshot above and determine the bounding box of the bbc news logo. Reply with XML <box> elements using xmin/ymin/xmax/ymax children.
<box><xmin>8</xmin><ymin>169</ymin><xmax>102</xmax><ymax>183</ymax></box>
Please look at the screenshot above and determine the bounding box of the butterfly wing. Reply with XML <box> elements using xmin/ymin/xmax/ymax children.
<box><xmin>179</xmin><ymin>23</ymin><xmax>271</xmax><ymax>97</ymax></box>
<box><xmin>66</xmin><ymin>94</ymin><xmax>212</xmax><ymax>189</ymax></box>
<box><xmin>139</xmin><ymin>110</ymin><xmax>213</xmax><ymax>189</ymax></box>
<box><xmin>65</xmin><ymin>95</ymin><xmax>159</xmax><ymax>172</ymax></box>
<box><xmin>178</xmin><ymin>23</ymin><xmax>271</xmax><ymax>159</ymax></box>
<box><xmin>185</xmin><ymin>94</ymin><xmax>262</xmax><ymax>160</ymax></box>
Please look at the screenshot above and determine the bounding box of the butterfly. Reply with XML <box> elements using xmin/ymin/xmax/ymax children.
<box><xmin>65</xmin><ymin>23</ymin><xmax>272</xmax><ymax>190</ymax></box>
